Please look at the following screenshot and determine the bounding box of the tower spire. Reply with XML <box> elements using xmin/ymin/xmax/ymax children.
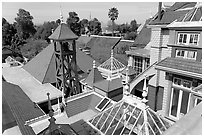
<box><xmin>60</xmin><ymin>6</ymin><xmax>64</xmax><ymax>23</ymax></box>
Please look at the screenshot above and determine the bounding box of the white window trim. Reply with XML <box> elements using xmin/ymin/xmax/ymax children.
<box><xmin>194</xmin><ymin>97</ymin><xmax>202</xmax><ymax>107</ymax></box>
<box><xmin>169</xmin><ymin>88</ymin><xmax>190</xmax><ymax>120</ymax></box>
<box><xmin>177</xmin><ymin>32</ymin><xmax>200</xmax><ymax>46</ymax></box>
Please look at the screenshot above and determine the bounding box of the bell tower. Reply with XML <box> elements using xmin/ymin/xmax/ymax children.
<box><xmin>49</xmin><ymin>15</ymin><xmax>80</xmax><ymax>99</ymax></box>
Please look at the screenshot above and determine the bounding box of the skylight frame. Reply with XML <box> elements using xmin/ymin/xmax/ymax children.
<box><xmin>95</xmin><ymin>97</ymin><xmax>111</xmax><ymax>112</ymax></box>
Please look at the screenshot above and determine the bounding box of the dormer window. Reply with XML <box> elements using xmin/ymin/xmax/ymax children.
<box><xmin>177</xmin><ymin>33</ymin><xmax>199</xmax><ymax>45</ymax></box>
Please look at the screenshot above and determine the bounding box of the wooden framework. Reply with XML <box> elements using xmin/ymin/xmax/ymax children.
<box><xmin>54</xmin><ymin>40</ymin><xmax>80</xmax><ymax>97</ymax></box>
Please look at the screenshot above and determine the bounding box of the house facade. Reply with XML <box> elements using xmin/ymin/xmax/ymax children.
<box><xmin>154</xmin><ymin>4</ymin><xmax>202</xmax><ymax>121</ymax></box>
<box><xmin>129</xmin><ymin>2</ymin><xmax>202</xmax><ymax>122</ymax></box>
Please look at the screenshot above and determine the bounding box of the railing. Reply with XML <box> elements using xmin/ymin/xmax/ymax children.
<box><xmin>25</xmin><ymin>110</ymin><xmax>60</xmax><ymax>126</ymax></box>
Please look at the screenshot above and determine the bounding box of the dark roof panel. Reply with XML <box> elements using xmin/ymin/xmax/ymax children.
<box><xmin>2</xmin><ymin>81</ymin><xmax>44</xmax><ymax>135</ymax></box>
<box><xmin>94</xmin><ymin>78</ymin><xmax>123</xmax><ymax>92</ymax></box>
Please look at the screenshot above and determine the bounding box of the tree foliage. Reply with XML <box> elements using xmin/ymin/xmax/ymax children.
<box><xmin>2</xmin><ymin>18</ymin><xmax>16</xmax><ymax>46</ymax></box>
<box><xmin>130</xmin><ymin>19</ymin><xmax>138</xmax><ymax>32</ymax></box>
<box><xmin>34</xmin><ymin>21</ymin><xmax>58</xmax><ymax>41</ymax></box>
<box><xmin>66</xmin><ymin>12</ymin><xmax>81</xmax><ymax>36</ymax></box>
<box><xmin>15</xmin><ymin>8</ymin><xmax>36</xmax><ymax>39</ymax></box>
<box><xmin>88</xmin><ymin>18</ymin><xmax>102</xmax><ymax>35</ymax></box>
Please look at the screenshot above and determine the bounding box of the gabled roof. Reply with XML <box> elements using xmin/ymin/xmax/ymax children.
<box><xmin>94</xmin><ymin>78</ymin><xmax>123</xmax><ymax>92</ymax></box>
<box><xmin>23</xmin><ymin>43</ymin><xmax>56</xmax><ymax>84</ymax></box>
<box><xmin>85</xmin><ymin>36</ymin><xmax>121</xmax><ymax>63</ymax></box>
<box><xmin>149</xmin><ymin>2</ymin><xmax>197</xmax><ymax>25</ymax></box>
<box><xmin>132</xmin><ymin>18</ymin><xmax>152</xmax><ymax>48</ymax></box>
<box><xmin>84</xmin><ymin>67</ymin><xmax>104</xmax><ymax>88</ymax></box>
<box><xmin>2</xmin><ymin>81</ymin><xmax>44</xmax><ymax>135</ymax></box>
<box><xmin>155</xmin><ymin>57</ymin><xmax>202</xmax><ymax>78</ymax></box>
<box><xmin>49</xmin><ymin>23</ymin><xmax>78</xmax><ymax>41</ymax></box>
<box><xmin>23</xmin><ymin>43</ymin><xmax>100</xmax><ymax>84</ymax></box>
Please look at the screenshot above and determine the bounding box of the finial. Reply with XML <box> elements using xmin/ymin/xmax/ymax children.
<box><xmin>93</xmin><ymin>60</ymin><xmax>96</xmax><ymax>68</ymax></box>
<box><xmin>47</xmin><ymin>93</ymin><xmax>54</xmax><ymax>117</ymax></box>
<box><xmin>142</xmin><ymin>75</ymin><xmax>148</xmax><ymax>104</ymax></box>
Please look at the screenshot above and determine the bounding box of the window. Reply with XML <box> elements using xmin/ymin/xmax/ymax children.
<box><xmin>173</xmin><ymin>77</ymin><xmax>192</xmax><ymax>89</ymax></box>
<box><xmin>175</xmin><ymin>50</ymin><xmax>197</xmax><ymax>60</ymax></box>
<box><xmin>145</xmin><ymin>58</ymin><xmax>150</xmax><ymax>69</ymax></box>
<box><xmin>95</xmin><ymin>97</ymin><xmax>110</xmax><ymax>112</ymax></box>
<box><xmin>169</xmin><ymin>88</ymin><xmax>190</xmax><ymax>119</ymax></box>
<box><xmin>134</xmin><ymin>57</ymin><xmax>143</xmax><ymax>75</ymax></box>
<box><xmin>177</xmin><ymin>33</ymin><xmax>200</xmax><ymax>45</ymax></box>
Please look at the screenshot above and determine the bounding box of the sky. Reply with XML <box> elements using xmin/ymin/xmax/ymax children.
<box><xmin>2</xmin><ymin>1</ymin><xmax>174</xmax><ymax>26</ymax></box>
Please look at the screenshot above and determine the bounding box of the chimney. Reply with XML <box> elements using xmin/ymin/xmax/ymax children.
<box><xmin>158</xmin><ymin>2</ymin><xmax>162</xmax><ymax>21</ymax></box>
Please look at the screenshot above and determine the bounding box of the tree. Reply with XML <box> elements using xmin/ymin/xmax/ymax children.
<box><xmin>34</xmin><ymin>21</ymin><xmax>58</xmax><ymax>41</ymax></box>
<box><xmin>15</xmin><ymin>8</ymin><xmax>36</xmax><ymax>39</ymax></box>
<box><xmin>2</xmin><ymin>18</ymin><xmax>17</xmax><ymax>46</ymax></box>
<box><xmin>80</xmin><ymin>18</ymin><xmax>89</xmax><ymax>34</ymax></box>
<box><xmin>108</xmin><ymin>7</ymin><xmax>119</xmax><ymax>36</ymax></box>
<box><xmin>66</xmin><ymin>12</ymin><xmax>81</xmax><ymax>36</ymax></box>
<box><xmin>124</xmin><ymin>31</ymin><xmax>137</xmax><ymax>40</ymax></box>
<box><xmin>88</xmin><ymin>18</ymin><xmax>102</xmax><ymax>35</ymax></box>
<box><xmin>130</xmin><ymin>19</ymin><xmax>138</xmax><ymax>32</ymax></box>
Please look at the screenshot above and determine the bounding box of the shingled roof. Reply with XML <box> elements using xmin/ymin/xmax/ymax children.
<box><xmin>149</xmin><ymin>2</ymin><xmax>197</xmax><ymax>25</ymax></box>
<box><xmin>23</xmin><ymin>43</ymin><xmax>100</xmax><ymax>84</ymax></box>
<box><xmin>2</xmin><ymin>81</ymin><xmax>44</xmax><ymax>135</ymax></box>
<box><xmin>132</xmin><ymin>18</ymin><xmax>152</xmax><ymax>48</ymax></box>
<box><xmin>155</xmin><ymin>57</ymin><xmax>202</xmax><ymax>78</ymax></box>
<box><xmin>49</xmin><ymin>23</ymin><xmax>78</xmax><ymax>41</ymax></box>
<box><xmin>85</xmin><ymin>36</ymin><xmax>121</xmax><ymax>63</ymax></box>
<box><xmin>84</xmin><ymin>63</ymin><xmax>104</xmax><ymax>88</ymax></box>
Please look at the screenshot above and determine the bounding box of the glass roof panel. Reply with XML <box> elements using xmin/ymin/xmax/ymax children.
<box><xmin>192</xmin><ymin>7</ymin><xmax>202</xmax><ymax>21</ymax></box>
<box><xmin>113</xmin><ymin>122</ymin><xmax>124</xmax><ymax>135</ymax></box>
<box><xmin>147</xmin><ymin>123</ymin><xmax>155</xmax><ymax>135</ymax></box>
<box><xmin>160</xmin><ymin>117</ymin><xmax>171</xmax><ymax>129</ymax></box>
<box><xmin>91</xmin><ymin>113</ymin><xmax>102</xmax><ymax>126</ymax></box>
<box><xmin>88</xmin><ymin>98</ymin><xmax>172</xmax><ymax>135</ymax></box>
<box><xmin>131</xmin><ymin>111</ymin><xmax>144</xmax><ymax>134</ymax></box>
<box><xmin>148</xmin><ymin>109</ymin><xmax>166</xmax><ymax>132</ymax></box>
<box><xmin>184</xmin><ymin>8</ymin><xmax>196</xmax><ymax>21</ymax></box>
<box><xmin>147</xmin><ymin>110</ymin><xmax>161</xmax><ymax>135</ymax></box>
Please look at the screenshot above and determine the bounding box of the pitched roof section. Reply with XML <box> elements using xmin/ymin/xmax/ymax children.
<box><xmin>2</xmin><ymin>81</ymin><xmax>44</xmax><ymax>135</ymax></box>
<box><xmin>85</xmin><ymin>36</ymin><xmax>121</xmax><ymax>63</ymax></box>
<box><xmin>23</xmin><ymin>43</ymin><xmax>100</xmax><ymax>84</ymax></box>
<box><xmin>132</xmin><ymin>18</ymin><xmax>152</xmax><ymax>48</ymax></box>
<box><xmin>155</xmin><ymin>57</ymin><xmax>202</xmax><ymax>76</ymax></box>
<box><xmin>84</xmin><ymin>67</ymin><xmax>104</xmax><ymax>88</ymax></box>
<box><xmin>94</xmin><ymin>78</ymin><xmax>123</xmax><ymax>92</ymax></box>
<box><xmin>149</xmin><ymin>2</ymin><xmax>196</xmax><ymax>25</ymax></box>
<box><xmin>23</xmin><ymin>43</ymin><xmax>56</xmax><ymax>84</ymax></box>
<box><xmin>177</xmin><ymin>4</ymin><xmax>202</xmax><ymax>22</ymax></box>
<box><xmin>49</xmin><ymin>23</ymin><xmax>78</xmax><ymax>41</ymax></box>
